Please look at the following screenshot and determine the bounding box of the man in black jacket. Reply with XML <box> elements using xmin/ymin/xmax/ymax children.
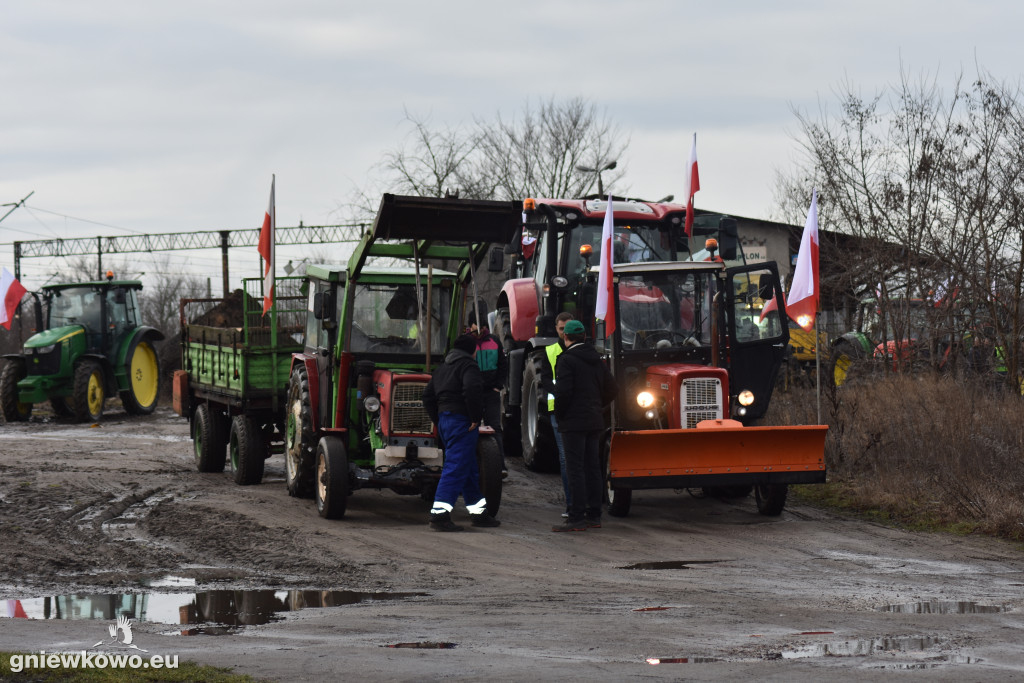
<box><xmin>422</xmin><ymin>333</ymin><xmax>501</xmax><ymax>532</ymax></box>
<box><xmin>551</xmin><ymin>320</ymin><xmax>617</xmax><ymax>532</ymax></box>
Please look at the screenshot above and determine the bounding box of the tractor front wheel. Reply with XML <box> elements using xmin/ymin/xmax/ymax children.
<box><xmin>229</xmin><ymin>415</ymin><xmax>266</xmax><ymax>485</ymax></box>
<box><xmin>121</xmin><ymin>340</ymin><xmax>160</xmax><ymax>415</ymax></box>
<box><xmin>315</xmin><ymin>436</ymin><xmax>349</xmax><ymax>520</ymax></box>
<box><xmin>73</xmin><ymin>360</ymin><xmax>105</xmax><ymax>422</ymax></box>
<box><xmin>0</xmin><ymin>361</ymin><xmax>31</xmax><ymax>422</ymax></box>
<box><xmin>520</xmin><ymin>357</ymin><xmax>557</xmax><ymax>473</ymax></box>
<box><xmin>755</xmin><ymin>483</ymin><xmax>788</xmax><ymax>516</ymax></box>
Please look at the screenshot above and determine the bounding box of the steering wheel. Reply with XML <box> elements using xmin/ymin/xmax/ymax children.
<box><xmin>637</xmin><ymin>330</ymin><xmax>700</xmax><ymax>349</ymax></box>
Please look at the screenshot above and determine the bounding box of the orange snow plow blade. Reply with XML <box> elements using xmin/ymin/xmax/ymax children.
<box><xmin>608</xmin><ymin>420</ymin><xmax>827</xmax><ymax>489</ymax></box>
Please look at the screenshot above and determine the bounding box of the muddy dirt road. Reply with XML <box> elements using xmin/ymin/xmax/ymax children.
<box><xmin>1</xmin><ymin>407</ymin><xmax>1023</xmax><ymax>681</ymax></box>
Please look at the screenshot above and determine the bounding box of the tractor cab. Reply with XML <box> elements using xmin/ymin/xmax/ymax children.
<box><xmin>42</xmin><ymin>279</ymin><xmax>142</xmax><ymax>357</ymax></box>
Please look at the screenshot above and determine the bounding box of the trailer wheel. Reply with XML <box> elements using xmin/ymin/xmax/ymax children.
<box><xmin>0</xmin><ymin>361</ymin><xmax>32</xmax><ymax>422</ymax></box>
<box><xmin>315</xmin><ymin>436</ymin><xmax>349</xmax><ymax>520</ymax></box>
<box><xmin>73</xmin><ymin>360</ymin><xmax>105</xmax><ymax>422</ymax></box>
<box><xmin>520</xmin><ymin>357</ymin><xmax>558</xmax><ymax>472</ymax></box>
<box><xmin>120</xmin><ymin>340</ymin><xmax>160</xmax><ymax>415</ymax></box>
<box><xmin>229</xmin><ymin>415</ymin><xmax>266</xmax><ymax>485</ymax></box>
<box><xmin>193</xmin><ymin>404</ymin><xmax>227</xmax><ymax>473</ymax></box>
<box><xmin>754</xmin><ymin>483</ymin><xmax>788</xmax><ymax>516</ymax></box>
<box><xmin>285</xmin><ymin>366</ymin><xmax>316</xmax><ymax>498</ymax></box>
<box><xmin>476</xmin><ymin>434</ymin><xmax>503</xmax><ymax>517</ymax></box>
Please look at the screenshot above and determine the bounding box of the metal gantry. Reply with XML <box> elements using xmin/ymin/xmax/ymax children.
<box><xmin>12</xmin><ymin>223</ymin><xmax>366</xmax><ymax>295</ymax></box>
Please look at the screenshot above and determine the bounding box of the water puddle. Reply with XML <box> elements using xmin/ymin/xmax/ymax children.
<box><xmin>384</xmin><ymin>642</ymin><xmax>457</xmax><ymax>649</ymax></box>
<box><xmin>877</xmin><ymin>601</ymin><xmax>1005</xmax><ymax>614</ymax></box>
<box><xmin>4</xmin><ymin>588</ymin><xmax>429</xmax><ymax>634</ymax></box>
<box><xmin>646</xmin><ymin>656</ymin><xmax>721</xmax><ymax>664</ymax></box>
<box><xmin>620</xmin><ymin>560</ymin><xmax>725</xmax><ymax>570</ymax></box>
<box><xmin>782</xmin><ymin>636</ymin><xmax>943</xmax><ymax>659</ymax></box>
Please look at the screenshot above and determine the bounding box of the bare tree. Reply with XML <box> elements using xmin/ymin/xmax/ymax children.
<box><xmin>777</xmin><ymin>65</ymin><xmax>1024</xmax><ymax>386</ymax></box>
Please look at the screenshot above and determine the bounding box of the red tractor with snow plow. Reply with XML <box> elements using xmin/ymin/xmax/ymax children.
<box><xmin>495</xmin><ymin>196</ymin><xmax>827</xmax><ymax>515</ymax></box>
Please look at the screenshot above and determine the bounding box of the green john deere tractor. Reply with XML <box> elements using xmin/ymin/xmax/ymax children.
<box><xmin>0</xmin><ymin>276</ymin><xmax>164</xmax><ymax>422</ymax></box>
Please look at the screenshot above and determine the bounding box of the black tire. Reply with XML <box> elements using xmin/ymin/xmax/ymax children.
<box><xmin>120</xmin><ymin>339</ymin><xmax>160</xmax><ymax>415</ymax></box>
<box><xmin>315</xmin><ymin>436</ymin><xmax>349</xmax><ymax>520</ymax></box>
<box><xmin>495</xmin><ymin>308</ymin><xmax>522</xmax><ymax>459</ymax></box>
<box><xmin>72</xmin><ymin>360</ymin><xmax>105</xmax><ymax>422</ymax></box>
<box><xmin>828</xmin><ymin>340</ymin><xmax>862</xmax><ymax>388</ymax></box>
<box><xmin>604</xmin><ymin>434</ymin><xmax>632</xmax><ymax>517</ymax></box>
<box><xmin>0</xmin><ymin>361</ymin><xmax>32</xmax><ymax>422</ymax></box>
<box><xmin>476</xmin><ymin>434</ymin><xmax>503</xmax><ymax>517</ymax></box>
<box><xmin>285</xmin><ymin>366</ymin><xmax>317</xmax><ymax>498</ymax></box>
<box><xmin>520</xmin><ymin>357</ymin><xmax>558</xmax><ymax>472</ymax></box>
<box><xmin>755</xmin><ymin>483</ymin><xmax>788</xmax><ymax>516</ymax></box>
<box><xmin>50</xmin><ymin>397</ymin><xmax>73</xmax><ymax>417</ymax></box>
<box><xmin>229</xmin><ymin>414</ymin><xmax>266</xmax><ymax>485</ymax></box>
<box><xmin>193</xmin><ymin>403</ymin><xmax>227</xmax><ymax>473</ymax></box>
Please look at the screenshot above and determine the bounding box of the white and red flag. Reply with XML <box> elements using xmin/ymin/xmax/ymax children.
<box><xmin>683</xmin><ymin>133</ymin><xmax>700</xmax><ymax>237</ymax></box>
<box><xmin>787</xmin><ymin>189</ymin><xmax>820</xmax><ymax>331</ymax></box>
<box><xmin>0</xmin><ymin>268</ymin><xmax>27</xmax><ymax>330</ymax></box>
<box><xmin>595</xmin><ymin>194</ymin><xmax>616</xmax><ymax>335</ymax></box>
<box><xmin>258</xmin><ymin>175</ymin><xmax>276</xmax><ymax>315</ymax></box>
<box><xmin>759</xmin><ymin>290</ymin><xmax>785</xmax><ymax>323</ymax></box>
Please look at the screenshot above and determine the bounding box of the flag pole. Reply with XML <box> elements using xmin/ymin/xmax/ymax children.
<box><xmin>815</xmin><ymin>311</ymin><xmax>821</xmax><ymax>424</ymax></box>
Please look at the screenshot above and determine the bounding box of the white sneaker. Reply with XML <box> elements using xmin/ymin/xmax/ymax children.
<box><xmin>561</xmin><ymin>512</ymin><xmax>569</xmax><ymax>518</ymax></box>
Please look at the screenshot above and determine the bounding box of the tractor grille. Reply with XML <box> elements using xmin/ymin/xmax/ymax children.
<box><xmin>680</xmin><ymin>378</ymin><xmax>723</xmax><ymax>428</ymax></box>
<box><xmin>26</xmin><ymin>347</ymin><xmax>62</xmax><ymax>376</ymax></box>
<box><xmin>391</xmin><ymin>381</ymin><xmax>433</xmax><ymax>435</ymax></box>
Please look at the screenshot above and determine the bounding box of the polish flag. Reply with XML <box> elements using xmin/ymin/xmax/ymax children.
<box><xmin>595</xmin><ymin>194</ymin><xmax>616</xmax><ymax>335</ymax></box>
<box><xmin>258</xmin><ymin>175</ymin><xmax>275</xmax><ymax>315</ymax></box>
<box><xmin>0</xmin><ymin>268</ymin><xmax>27</xmax><ymax>330</ymax></box>
<box><xmin>759</xmin><ymin>290</ymin><xmax>785</xmax><ymax>323</ymax></box>
<box><xmin>6</xmin><ymin>599</ymin><xmax>28</xmax><ymax>618</ymax></box>
<box><xmin>787</xmin><ymin>190</ymin><xmax>820</xmax><ymax>331</ymax></box>
<box><xmin>683</xmin><ymin>133</ymin><xmax>700</xmax><ymax>237</ymax></box>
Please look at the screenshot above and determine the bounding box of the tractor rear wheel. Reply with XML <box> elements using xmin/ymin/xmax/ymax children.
<box><xmin>229</xmin><ymin>414</ymin><xmax>266</xmax><ymax>485</ymax></box>
<box><xmin>193</xmin><ymin>403</ymin><xmax>227</xmax><ymax>473</ymax></box>
<box><xmin>755</xmin><ymin>483</ymin><xmax>788</xmax><ymax>516</ymax></box>
<box><xmin>315</xmin><ymin>436</ymin><xmax>349</xmax><ymax>520</ymax></box>
<box><xmin>829</xmin><ymin>341</ymin><xmax>862</xmax><ymax>387</ymax></box>
<box><xmin>73</xmin><ymin>360</ymin><xmax>105</xmax><ymax>422</ymax></box>
<box><xmin>0</xmin><ymin>361</ymin><xmax>32</xmax><ymax>422</ymax></box>
<box><xmin>476</xmin><ymin>434</ymin><xmax>503</xmax><ymax>517</ymax></box>
<box><xmin>520</xmin><ymin>357</ymin><xmax>557</xmax><ymax>472</ymax></box>
<box><xmin>121</xmin><ymin>340</ymin><xmax>160</xmax><ymax>415</ymax></box>
<box><xmin>285</xmin><ymin>366</ymin><xmax>316</xmax><ymax>498</ymax></box>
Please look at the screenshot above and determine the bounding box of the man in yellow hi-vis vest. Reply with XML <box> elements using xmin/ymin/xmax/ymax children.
<box><xmin>539</xmin><ymin>312</ymin><xmax>575</xmax><ymax>516</ymax></box>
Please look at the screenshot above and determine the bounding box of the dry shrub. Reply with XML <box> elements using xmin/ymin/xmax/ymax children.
<box><xmin>768</xmin><ymin>373</ymin><xmax>1024</xmax><ymax>540</ymax></box>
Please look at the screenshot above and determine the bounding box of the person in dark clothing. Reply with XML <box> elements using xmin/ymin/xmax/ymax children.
<box><xmin>467</xmin><ymin>311</ymin><xmax>509</xmax><ymax>478</ymax></box>
<box><xmin>422</xmin><ymin>333</ymin><xmax>501</xmax><ymax>532</ymax></box>
<box><xmin>551</xmin><ymin>320</ymin><xmax>617</xmax><ymax>532</ymax></box>
<box><xmin>539</xmin><ymin>312</ymin><xmax>574</xmax><ymax>515</ymax></box>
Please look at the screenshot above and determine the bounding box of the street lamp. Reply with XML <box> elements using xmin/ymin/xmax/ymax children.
<box><xmin>575</xmin><ymin>160</ymin><xmax>617</xmax><ymax>196</ymax></box>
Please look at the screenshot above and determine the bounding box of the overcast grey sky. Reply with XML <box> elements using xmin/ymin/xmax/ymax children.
<box><xmin>3</xmin><ymin>1</ymin><xmax>1023</xmax><ymax>287</ymax></box>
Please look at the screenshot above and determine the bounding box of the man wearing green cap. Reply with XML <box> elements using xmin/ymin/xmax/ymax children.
<box><xmin>551</xmin><ymin>319</ymin><xmax>617</xmax><ymax>532</ymax></box>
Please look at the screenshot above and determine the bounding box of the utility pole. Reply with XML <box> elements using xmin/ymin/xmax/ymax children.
<box><xmin>0</xmin><ymin>191</ymin><xmax>34</xmax><ymax>226</ymax></box>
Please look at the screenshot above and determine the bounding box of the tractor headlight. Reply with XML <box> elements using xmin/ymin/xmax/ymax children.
<box><xmin>636</xmin><ymin>391</ymin><xmax>655</xmax><ymax>408</ymax></box>
<box><xmin>644</xmin><ymin>409</ymin><xmax>657</xmax><ymax>420</ymax></box>
<box><xmin>30</xmin><ymin>344</ymin><xmax>56</xmax><ymax>355</ymax></box>
<box><xmin>737</xmin><ymin>390</ymin><xmax>755</xmax><ymax>406</ymax></box>
<box><xmin>363</xmin><ymin>396</ymin><xmax>381</xmax><ymax>412</ymax></box>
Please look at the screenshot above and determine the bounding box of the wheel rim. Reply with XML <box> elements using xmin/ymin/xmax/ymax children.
<box><xmin>129</xmin><ymin>342</ymin><xmax>159</xmax><ymax>408</ymax></box>
<box><xmin>87</xmin><ymin>371</ymin><xmax>104</xmax><ymax>416</ymax></box>
<box><xmin>316</xmin><ymin>450</ymin><xmax>327</xmax><ymax>507</ymax></box>
<box><xmin>833</xmin><ymin>354</ymin><xmax>851</xmax><ymax>386</ymax></box>
<box><xmin>193</xmin><ymin>419</ymin><xmax>204</xmax><ymax>458</ymax></box>
<box><xmin>230</xmin><ymin>433</ymin><xmax>240</xmax><ymax>471</ymax></box>
<box><xmin>525</xmin><ymin>374</ymin><xmax>538</xmax><ymax>447</ymax></box>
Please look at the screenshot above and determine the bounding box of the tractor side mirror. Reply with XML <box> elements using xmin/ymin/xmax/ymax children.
<box><xmin>488</xmin><ymin>246</ymin><xmax>504</xmax><ymax>272</ymax></box>
<box><xmin>313</xmin><ymin>291</ymin><xmax>333</xmax><ymax>321</ymax></box>
<box><xmin>718</xmin><ymin>217</ymin><xmax>738</xmax><ymax>261</ymax></box>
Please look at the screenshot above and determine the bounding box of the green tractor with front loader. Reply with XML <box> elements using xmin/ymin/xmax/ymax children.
<box><xmin>0</xmin><ymin>274</ymin><xmax>164</xmax><ymax>422</ymax></box>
